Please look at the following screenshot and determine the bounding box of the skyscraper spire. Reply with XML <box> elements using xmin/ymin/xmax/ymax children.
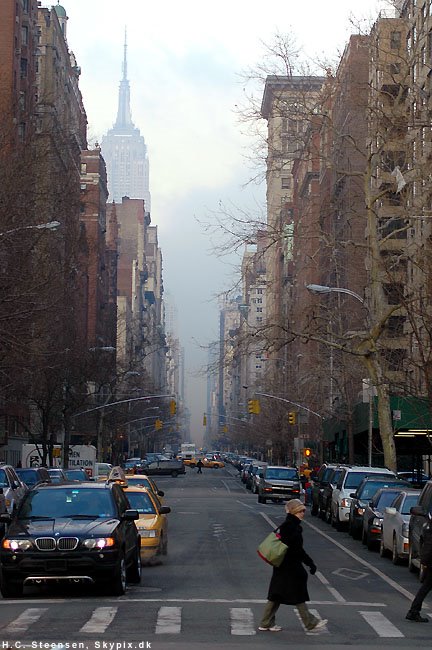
<box><xmin>115</xmin><ymin>28</ymin><xmax>133</xmax><ymax>128</ymax></box>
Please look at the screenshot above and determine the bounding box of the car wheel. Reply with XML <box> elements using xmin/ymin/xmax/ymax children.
<box><xmin>391</xmin><ymin>535</ymin><xmax>400</xmax><ymax>565</ymax></box>
<box><xmin>127</xmin><ymin>545</ymin><xmax>142</xmax><ymax>584</ymax></box>
<box><xmin>408</xmin><ymin>545</ymin><xmax>418</xmax><ymax>573</ymax></box>
<box><xmin>111</xmin><ymin>553</ymin><xmax>127</xmax><ymax>596</ymax></box>
<box><xmin>171</xmin><ymin>470</ymin><xmax>178</xmax><ymax>477</ymax></box>
<box><xmin>0</xmin><ymin>576</ymin><xmax>23</xmax><ymax>598</ymax></box>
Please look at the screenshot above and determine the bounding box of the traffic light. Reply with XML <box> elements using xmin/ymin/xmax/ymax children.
<box><xmin>155</xmin><ymin>418</ymin><xmax>163</xmax><ymax>431</ymax></box>
<box><xmin>169</xmin><ymin>399</ymin><xmax>177</xmax><ymax>416</ymax></box>
<box><xmin>248</xmin><ymin>399</ymin><xmax>261</xmax><ymax>414</ymax></box>
<box><xmin>304</xmin><ymin>447</ymin><xmax>311</xmax><ymax>458</ymax></box>
<box><xmin>288</xmin><ymin>411</ymin><xmax>296</xmax><ymax>425</ymax></box>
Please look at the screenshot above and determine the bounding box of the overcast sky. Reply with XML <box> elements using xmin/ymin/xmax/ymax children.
<box><xmin>46</xmin><ymin>0</ymin><xmax>387</xmax><ymax>445</ymax></box>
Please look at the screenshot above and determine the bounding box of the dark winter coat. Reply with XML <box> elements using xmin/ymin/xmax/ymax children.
<box><xmin>267</xmin><ymin>513</ymin><xmax>315</xmax><ymax>605</ymax></box>
<box><xmin>420</xmin><ymin>517</ymin><xmax>432</xmax><ymax>567</ymax></box>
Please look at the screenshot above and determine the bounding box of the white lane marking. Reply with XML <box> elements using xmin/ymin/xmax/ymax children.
<box><xmin>222</xmin><ymin>480</ymin><xmax>232</xmax><ymax>493</ymax></box>
<box><xmin>304</xmin><ymin>519</ymin><xmax>419</xmax><ymax>603</ymax></box>
<box><xmin>316</xmin><ymin>571</ymin><xmax>346</xmax><ymax>602</ymax></box>
<box><xmin>0</xmin><ymin>597</ymin><xmax>387</xmax><ymax>605</ymax></box>
<box><xmin>79</xmin><ymin>606</ymin><xmax>117</xmax><ymax>634</ymax></box>
<box><xmin>230</xmin><ymin>607</ymin><xmax>256</xmax><ymax>635</ymax></box>
<box><xmin>155</xmin><ymin>606</ymin><xmax>181</xmax><ymax>634</ymax></box>
<box><xmin>2</xmin><ymin>608</ymin><xmax>47</xmax><ymax>636</ymax></box>
<box><xmin>259</xmin><ymin>511</ymin><xmax>418</xmax><ymax>604</ymax></box>
<box><xmin>359</xmin><ymin>611</ymin><xmax>404</xmax><ymax>637</ymax></box>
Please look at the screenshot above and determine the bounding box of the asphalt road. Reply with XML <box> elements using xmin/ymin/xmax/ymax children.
<box><xmin>0</xmin><ymin>464</ymin><xmax>431</xmax><ymax>650</ymax></box>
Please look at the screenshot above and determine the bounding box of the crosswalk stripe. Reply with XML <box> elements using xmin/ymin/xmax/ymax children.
<box><xmin>230</xmin><ymin>607</ymin><xmax>256</xmax><ymax>635</ymax></box>
<box><xmin>155</xmin><ymin>606</ymin><xmax>181</xmax><ymax>634</ymax></box>
<box><xmin>359</xmin><ymin>611</ymin><xmax>404</xmax><ymax>637</ymax></box>
<box><xmin>79</xmin><ymin>607</ymin><xmax>117</xmax><ymax>634</ymax></box>
<box><xmin>2</xmin><ymin>608</ymin><xmax>48</xmax><ymax>636</ymax></box>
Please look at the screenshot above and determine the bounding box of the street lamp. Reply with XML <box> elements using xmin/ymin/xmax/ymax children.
<box><xmin>0</xmin><ymin>220</ymin><xmax>61</xmax><ymax>237</ymax></box>
<box><xmin>306</xmin><ymin>283</ymin><xmax>365</xmax><ymax>304</ymax></box>
<box><xmin>306</xmin><ymin>282</ymin><xmax>373</xmax><ymax>466</ymax></box>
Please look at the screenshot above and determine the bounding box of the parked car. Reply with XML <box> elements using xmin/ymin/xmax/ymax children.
<box><xmin>251</xmin><ymin>465</ymin><xmax>266</xmax><ymax>494</ymax></box>
<box><xmin>330</xmin><ymin>465</ymin><xmax>396</xmax><ymax>530</ymax></box>
<box><xmin>397</xmin><ymin>471</ymin><xmax>430</xmax><ymax>487</ymax></box>
<box><xmin>15</xmin><ymin>467</ymin><xmax>52</xmax><ymax>489</ymax></box>
<box><xmin>123</xmin><ymin>485</ymin><xmax>170</xmax><ymax>562</ymax></box>
<box><xmin>257</xmin><ymin>466</ymin><xmax>301</xmax><ymax>504</ymax></box>
<box><xmin>361</xmin><ymin>486</ymin><xmax>409</xmax><ymax>550</ymax></box>
<box><xmin>380</xmin><ymin>489</ymin><xmax>421</xmax><ymax>564</ymax></box>
<box><xmin>310</xmin><ymin>463</ymin><xmax>340</xmax><ymax>517</ymax></box>
<box><xmin>408</xmin><ymin>479</ymin><xmax>432</xmax><ymax>576</ymax></box>
<box><xmin>94</xmin><ymin>462</ymin><xmax>113</xmax><ymax>480</ymax></box>
<box><xmin>321</xmin><ymin>466</ymin><xmax>345</xmax><ymax>523</ymax></box>
<box><xmin>142</xmin><ymin>459</ymin><xmax>185</xmax><ymax>477</ymax></box>
<box><xmin>348</xmin><ymin>476</ymin><xmax>410</xmax><ymax>539</ymax></box>
<box><xmin>0</xmin><ymin>481</ymin><xmax>141</xmax><ymax>597</ymax></box>
<box><xmin>47</xmin><ymin>468</ymin><xmax>68</xmax><ymax>484</ymax></box>
<box><xmin>0</xmin><ymin>466</ymin><xmax>26</xmax><ymax>514</ymax></box>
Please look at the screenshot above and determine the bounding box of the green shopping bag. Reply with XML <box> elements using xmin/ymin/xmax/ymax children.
<box><xmin>257</xmin><ymin>528</ymin><xmax>289</xmax><ymax>567</ymax></box>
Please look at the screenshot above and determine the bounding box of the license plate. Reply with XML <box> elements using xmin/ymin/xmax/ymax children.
<box><xmin>46</xmin><ymin>560</ymin><xmax>67</xmax><ymax>571</ymax></box>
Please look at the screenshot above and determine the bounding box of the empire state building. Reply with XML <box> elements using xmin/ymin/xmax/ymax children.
<box><xmin>101</xmin><ymin>35</ymin><xmax>151</xmax><ymax>209</ymax></box>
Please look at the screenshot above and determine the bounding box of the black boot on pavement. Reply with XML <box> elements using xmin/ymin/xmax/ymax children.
<box><xmin>406</xmin><ymin>611</ymin><xmax>429</xmax><ymax>622</ymax></box>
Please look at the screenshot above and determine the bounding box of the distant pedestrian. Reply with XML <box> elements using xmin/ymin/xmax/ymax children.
<box><xmin>258</xmin><ymin>499</ymin><xmax>327</xmax><ymax>633</ymax></box>
<box><xmin>406</xmin><ymin>514</ymin><xmax>432</xmax><ymax>622</ymax></box>
<box><xmin>196</xmin><ymin>459</ymin><xmax>203</xmax><ymax>474</ymax></box>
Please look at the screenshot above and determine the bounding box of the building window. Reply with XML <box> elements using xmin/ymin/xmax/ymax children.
<box><xmin>21</xmin><ymin>25</ymin><xmax>28</xmax><ymax>46</ymax></box>
<box><xmin>257</xmin><ymin>288</ymin><xmax>263</xmax><ymax>294</ymax></box>
<box><xmin>281</xmin><ymin>177</ymin><xmax>291</xmax><ymax>189</ymax></box>
<box><xmin>256</xmin><ymin>307</ymin><xmax>263</xmax><ymax>312</ymax></box>
<box><xmin>390</xmin><ymin>31</ymin><xmax>401</xmax><ymax>50</ymax></box>
<box><xmin>386</xmin><ymin>315</ymin><xmax>405</xmax><ymax>338</ymax></box>
<box><xmin>22</xmin><ymin>0</ymin><xmax>29</xmax><ymax>13</ymax></box>
<box><xmin>80</xmin><ymin>183</ymin><xmax>86</xmax><ymax>190</ymax></box>
<box><xmin>256</xmin><ymin>317</ymin><xmax>263</xmax><ymax>323</ymax></box>
<box><xmin>18</xmin><ymin>122</ymin><xmax>25</xmax><ymax>142</ymax></box>
<box><xmin>80</xmin><ymin>163</ymin><xmax>87</xmax><ymax>173</ymax></box>
<box><xmin>20</xmin><ymin>58</ymin><xmax>28</xmax><ymax>78</ymax></box>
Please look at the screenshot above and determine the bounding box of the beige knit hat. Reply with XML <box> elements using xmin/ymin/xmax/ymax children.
<box><xmin>285</xmin><ymin>499</ymin><xmax>306</xmax><ymax>515</ymax></box>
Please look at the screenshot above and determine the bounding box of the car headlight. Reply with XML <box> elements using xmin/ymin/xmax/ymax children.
<box><xmin>341</xmin><ymin>498</ymin><xmax>352</xmax><ymax>508</ymax></box>
<box><xmin>2</xmin><ymin>539</ymin><xmax>33</xmax><ymax>551</ymax></box>
<box><xmin>402</xmin><ymin>523</ymin><xmax>409</xmax><ymax>537</ymax></box>
<box><xmin>138</xmin><ymin>530</ymin><xmax>158</xmax><ymax>538</ymax></box>
<box><xmin>372</xmin><ymin>517</ymin><xmax>383</xmax><ymax>527</ymax></box>
<box><xmin>83</xmin><ymin>537</ymin><xmax>115</xmax><ymax>549</ymax></box>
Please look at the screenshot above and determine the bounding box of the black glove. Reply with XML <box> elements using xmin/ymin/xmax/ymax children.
<box><xmin>309</xmin><ymin>564</ymin><xmax>317</xmax><ymax>575</ymax></box>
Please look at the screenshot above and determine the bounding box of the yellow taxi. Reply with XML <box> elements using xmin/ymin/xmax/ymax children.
<box><xmin>107</xmin><ymin>467</ymin><xmax>170</xmax><ymax>561</ymax></box>
<box><xmin>125</xmin><ymin>474</ymin><xmax>165</xmax><ymax>503</ymax></box>
<box><xmin>202</xmin><ymin>456</ymin><xmax>225</xmax><ymax>469</ymax></box>
<box><xmin>124</xmin><ymin>485</ymin><xmax>170</xmax><ymax>562</ymax></box>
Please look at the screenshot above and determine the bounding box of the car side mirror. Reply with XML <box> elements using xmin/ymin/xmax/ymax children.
<box><xmin>410</xmin><ymin>505</ymin><xmax>426</xmax><ymax>517</ymax></box>
<box><xmin>158</xmin><ymin>490</ymin><xmax>165</xmax><ymax>497</ymax></box>
<box><xmin>123</xmin><ymin>509</ymin><xmax>139</xmax><ymax>521</ymax></box>
<box><xmin>159</xmin><ymin>506</ymin><xmax>171</xmax><ymax>514</ymax></box>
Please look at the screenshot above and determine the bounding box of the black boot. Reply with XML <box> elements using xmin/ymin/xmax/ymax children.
<box><xmin>406</xmin><ymin>611</ymin><xmax>429</xmax><ymax>622</ymax></box>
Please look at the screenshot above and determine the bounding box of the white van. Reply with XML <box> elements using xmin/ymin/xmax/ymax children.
<box><xmin>94</xmin><ymin>462</ymin><xmax>113</xmax><ymax>480</ymax></box>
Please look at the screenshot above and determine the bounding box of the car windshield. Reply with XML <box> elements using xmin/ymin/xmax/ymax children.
<box><xmin>0</xmin><ymin>469</ymin><xmax>8</xmax><ymax>488</ymax></box>
<box><xmin>345</xmin><ymin>472</ymin><xmax>392</xmax><ymax>489</ymax></box>
<box><xmin>322</xmin><ymin>468</ymin><xmax>334</xmax><ymax>481</ymax></box>
<box><xmin>16</xmin><ymin>469</ymin><xmax>41</xmax><ymax>486</ymax></box>
<box><xmin>330</xmin><ymin>470</ymin><xmax>342</xmax><ymax>484</ymax></box>
<box><xmin>127</xmin><ymin>477</ymin><xmax>151</xmax><ymax>489</ymax></box>
<box><xmin>18</xmin><ymin>487</ymin><xmax>116</xmax><ymax>519</ymax></box>
<box><xmin>401</xmin><ymin>494</ymin><xmax>420</xmax><ymax>514</ymax></box>
<box><xmin>65</xmin><ymin>470</ymin><xmax>87</xmax><ymax>480</ymax></box>
<box><xmin>374</xmin><ymin>490</ymin><xmax>403</xmax><ymax>509</ymax></box>
<box><xmin>266</xmin><ymin>468</ymin><xmax>298</xmax><ymax>480</ymax></box>
<box><xmin>126</xmin><ymin>491</ymin><xmax>156</xmax><ymax>514</ymax></box>
<box><xmin>359</xmin><ymin>481</ymin><xmax>401</xmax><ymax>499</ymax></box>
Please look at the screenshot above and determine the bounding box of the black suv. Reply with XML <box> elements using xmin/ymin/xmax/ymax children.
<box><xmin>361</xmin><ymin>485</ymin><xmax>410</xmax><ymax>550</ymax></box>
<box><xmin>408</xmin><ymin>479</ymin><xmax>432</xmax><ymax>576</ymax></box>
<box><xmin>349</xmin><ymin>477</ymin><xmax>410</xmax><ymax>540</ymax></box>
<box><xmin>143</xmin><ymin>459</ymin><xmax>185</xmax><ymax>477</ymax></box>
<box><xmin>311</xmin><ymin>463</ymin><xmax>339</xmax><ymax>517</ymax></box>
<box><xmin>0</xmin><ymin>481</ymin><xmax>141</xmax><ymax>598</ymax></box>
